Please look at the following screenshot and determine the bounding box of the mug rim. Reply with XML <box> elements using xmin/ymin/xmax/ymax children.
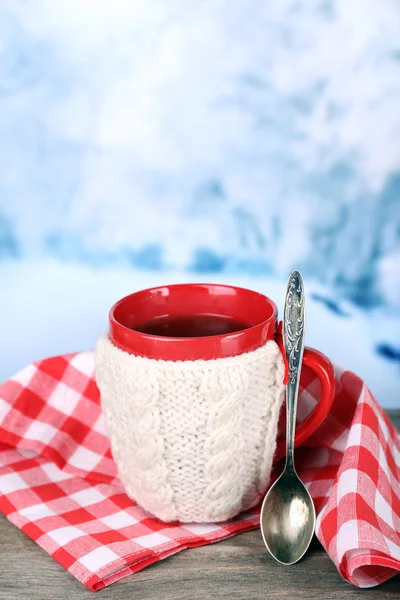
<box><xmin>109</xmin><ymin>282</ymin><xmax>278</xmax><ymax>361</ymax></box>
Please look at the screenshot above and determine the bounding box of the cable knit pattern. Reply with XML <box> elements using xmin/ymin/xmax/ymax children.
<box><xmin>96</xmin><ymin>335</ymin><xmax>285</xmax><ymax>523</ymax></box>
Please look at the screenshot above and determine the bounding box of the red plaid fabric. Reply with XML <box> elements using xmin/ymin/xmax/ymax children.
<box><xmin>0</xmin><ymin>352</ymin><xmax>399</xmax><ymax>590</ymax></box>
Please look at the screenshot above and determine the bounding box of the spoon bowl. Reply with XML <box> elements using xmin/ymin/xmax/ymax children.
<box><xmin>260</xmin><ymin>468</ymin><xmax>316</xmax><ymax>565</ymax></box>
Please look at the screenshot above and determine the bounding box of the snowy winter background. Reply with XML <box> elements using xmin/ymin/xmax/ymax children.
<box><xmin>0</xmin><ymin>1</ymin><xmax>399</xmax><ymax>407</ymax></box>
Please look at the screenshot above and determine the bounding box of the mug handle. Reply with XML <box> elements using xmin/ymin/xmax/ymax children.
<box><xmin>275</xmin><ymin>347</ymin><xmax>335</xmax><ymax>461</ymax></box>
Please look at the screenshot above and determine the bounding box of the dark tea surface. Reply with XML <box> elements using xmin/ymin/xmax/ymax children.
<box><xmin>133</xmin><ymin>314</ymin><xmax>249</xmax><ymax>338</ymax></box>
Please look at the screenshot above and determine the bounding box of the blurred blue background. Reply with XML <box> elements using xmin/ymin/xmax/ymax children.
<box><xmin>0</xmin><ymin>0</ymin><xmax>399</xmax><ymax>406</ymax></box>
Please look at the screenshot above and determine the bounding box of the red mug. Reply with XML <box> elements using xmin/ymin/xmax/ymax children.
<box><xmin>109</xmin><ymin>283</ymin><xmax>335</xmax><ymax>461</ymax></box>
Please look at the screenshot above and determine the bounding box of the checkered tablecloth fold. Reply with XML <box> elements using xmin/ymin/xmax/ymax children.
<box><xmin>0</xmin><ymin>351</ymin><xmax>399</xmax><ymax>590</ymax></box>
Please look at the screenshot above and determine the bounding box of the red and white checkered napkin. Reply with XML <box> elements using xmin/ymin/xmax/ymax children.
<box><xmin>0</xmin><ymin>352</ymin><xmax>399</xmax><ymax>590</ymax></box>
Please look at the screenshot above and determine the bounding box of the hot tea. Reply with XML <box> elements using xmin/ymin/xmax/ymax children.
<box><xmin>133</xmin><ymin>314</ymin><xmax>249</xmax><ymax>338</ymax></box>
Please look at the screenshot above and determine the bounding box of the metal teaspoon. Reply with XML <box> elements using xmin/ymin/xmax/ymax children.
<box><xmin>260</xmin><ymin>270</ymin><xmax>316</xmax><ymax>565</ymax></box>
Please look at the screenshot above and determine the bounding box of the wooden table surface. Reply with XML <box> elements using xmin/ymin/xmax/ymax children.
<box><xmin>1</xmin><ymin>410</ymin><xmax>399</xmax><ymax>600</ymax></box>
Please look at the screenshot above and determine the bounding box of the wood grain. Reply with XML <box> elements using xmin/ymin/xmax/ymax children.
<box><xmin>1</xmin><ymin>410</ymin><xmax>399</xmax><ymax>599</ymax></box>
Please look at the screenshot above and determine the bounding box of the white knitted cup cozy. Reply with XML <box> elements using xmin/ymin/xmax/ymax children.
<box><xmin>96</xmin><ymin>335</ymin><xmax>285</xmax><ymax>523</ymax></box>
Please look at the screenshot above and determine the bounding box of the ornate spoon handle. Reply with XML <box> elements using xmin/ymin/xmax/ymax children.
<box><xmin>283</xmin><ymin>270</ymin><xmax>305</xmax><ymax>470</ymax></box>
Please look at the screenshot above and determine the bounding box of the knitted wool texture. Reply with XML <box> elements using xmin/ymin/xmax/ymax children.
<box><xmin>96</xmin><ymin>335</ymin><xmax>285</xmax><ymax>523</ymax></box>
